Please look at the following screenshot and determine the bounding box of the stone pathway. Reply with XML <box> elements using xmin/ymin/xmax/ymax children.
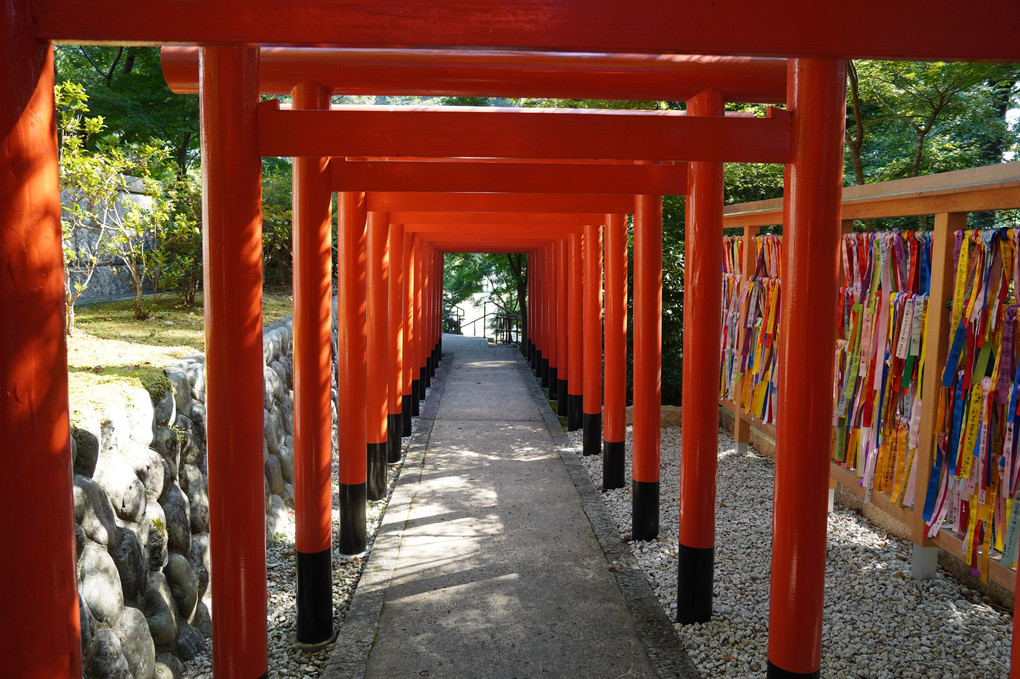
<box><xmin>324</xmin><ymin>334</ymin><xmax>694</xmax><ymax>679</ymax></box>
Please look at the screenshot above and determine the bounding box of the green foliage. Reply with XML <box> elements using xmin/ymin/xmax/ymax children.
<box><xmin>54</xmin><ymin>46</ymin><xmax>200</xmax><ymax>178</ymax></box>
<box><xmin>262</xmin><ymin>158</ymin><xmax>294</xmax><ymax>286</ymax></box>
<box><xmin>443</xmin><ymin>252</ymin><xmax>528</xmax><ymax>341</ymax></box>
<box><xmin>57</xmin><ymin>82</ymin><xmax>179</xmax><ymax>328</ymax></box>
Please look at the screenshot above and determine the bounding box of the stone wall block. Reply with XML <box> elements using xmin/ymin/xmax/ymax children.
<box><xmin>152</xmin><ymin>426</ymin><xmax>181</xmax><ymax>490</ymax></box>
<box><xmin>100</xmin><ymin>407</ymin><xmax>131</xmax><ymax>458</ymax></box>
<box><xmin>124</xmin><ymin>386</ymin><xmax>155</xmax><ymax>447</ymax></box>
<box><xmin>143</xmin><ymin>572</ymin><xmax>178</xmax><ymax>652</ymax></box>
<box><xmin>111</xmin><ymin>526</ymin><xmax>147</xmax><ymax>606</ymax></box>
<box><xmin>154</xmin><ymin>652</ymin><xmax>185</xmax><ymax>679</ymax></box>
<box><xmin>181</xmin><ymin>464</ymin><xmax>209</xmax><ymax>534</ymax></box>
<box><xmin>188</xmin><ymin>536</ymin><xmax>210</xmax><ymax>602</ymax></box>
<box><xmin>166</xmin><ymin>371</ymin><xmax>192</xmax><ymax>421</ymax></box>
<box><xmin>146</xmin><ymin>501</ymin><xmax>169</xmax><ymax>571</ymax></box>
<box><xmin>264</xmin><ymin>409</ymin><xmax>279</xmax><ymax>455</ymax></box>
<box><xmin>75</xmin><ymin>476</ymin><xmax>120</xmax><ymax>550</ymax></box>
<box><xmin>153</xmin><ymin>389</ymin><xmax>176</xmax><ymax>429</ymax></box>
<box><xmin>79</xmin><ymin>542</ymin><xmax>124</xmax><ymax>626</ymax></box>
<box><xmin>160</xmin><ymin>484</ymin><xmax>191</xmax><ymax>556</ymax></box>
<box><xmin>265</xmin><ymin>454</ymin><xmax>285</xmax><ymax>496</ymax></box>
<box><xmin>95</xmin><ymin>450</ymin><xmax>147</xmax><ymax>524</ymax></box>
<box><xmin>174</xmin><ymin>623</ymin><xmax>205</xmax><ymax>661</ymax></box>
<box><xmin>278</xmin><ymin>445</ymin><xmax>294</xmax><ymax>484</ymax></box>
<box><xmin>73</xmin><ymin>424</ymin><xmax>101</xmax><ymax>478</ymax></box>
<box><xmin>87</xmin><ymin>628</ymin><xmax>133</xmax><ymax>679</ymax></box>
<box><xmin>127</xmin><ymin>442</ymin><xmax>165</xmax><ymax>501</ymax></box>
<box><xmin>188</xmin><ymin>403</ymin><xmax>206</xmax><ymax>451</ymax></box>
<box><xmin>164</xmin><ymin>553</ymin><xmax>198</xmax><ymax>622</ymax></box>
<box><xmin>112</xmin><ymin>606</ymin><xmax>156</xmax><ymax>679</ymax></box>
<box><xmin>80</xmin><ymin>592</ymin><xmax>98</xmax><ymax>666</ymax></box>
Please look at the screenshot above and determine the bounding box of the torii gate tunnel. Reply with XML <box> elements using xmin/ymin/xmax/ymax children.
<box><xmin>3</xmin><ymin>2</ymin><xmax>1020</xmax><ymax>678</ymax></box>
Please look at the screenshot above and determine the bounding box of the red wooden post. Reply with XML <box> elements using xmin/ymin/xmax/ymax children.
<box><xmin>290</xmin><ymin>81</ymin><xmax>334</xmax><ymax>647</ymax></box>
<box><xmin>415</xmin><ymin>239</ymin><xmax>427</xmax><ymax>401</ymax></box>
<box><xmin>338</xmin><ymin>191</ymin><xmax>368</xmax><ymax>555</ymax></box>
<box><xmin>404</xmin><ymin>230</ymin><xmax>418</xmax><ymax>421</ymax></box>
<box><xmin>366</xmin><ymin>211</ymin><xmax>389</xmax><ymax>500</ymax></box>
<box><xmin>567</xmin><ymin>234</ymin><xmax>584</xmax><ymax>429</ymax></box>
<box><xmin>200</xmin><ymin>46</ymin><xmax>268</xmax><ymax>677</ymax></box>
<box><xmin>548</xmin><ymin>241</ymin><xmax>560</xmax><ymax>396</ymax></box>
<box><xmin>412</xmin><ymin>236</ymin><xmax>425</xmax><ymax>409</ymax></box>
<box><xmin>767</xmin><ymin>58</ymin><xmax>847</xmax><ymax>679</ymax></box>
<box><xmin>582</xmin><ymin>223</ymin><xmax>604</xmax><ymax>455</ymax></box>
<box><xmin>678</xmin><ymin>88</ymin><xmax>725</xmax><ymax>624</ymax></box>
<box><xmin>557</xmin><ymin>238</ymin><xmax>570</xmax><ymax>416</ymax></box>
<box><xmin>633</xmin><ymin>193</ymin><xmax>662</xmax><ymax>541</ymax></box>
<box><xmin>1</xmin><ymin>7</ymin><xmax>80</xmax><ymax>674</ymax></box>
<box><xmin>387</xmin><ymin>222</ymin><xmax>405</xmax><ymax>461</ymax></box>
<box><xmin>603</xmin><ymin>213</ymin><xmax>628</xmax><ymax>489</ymax></box>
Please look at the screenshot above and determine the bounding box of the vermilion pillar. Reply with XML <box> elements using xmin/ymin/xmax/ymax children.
<box><xmin>633</xmin><ymin>193</ymin><xmax>662</xmax><ymax>541</ymax></box>
<box><xmin>554</xmin><ymin>240</ymin><xmax>567</xmax><ymax>416</ymax></box>
<box><xmin>422</xmin><ymin>246</ymin><xmax>432</xmax><ymax>390</ymax></box>
<box><xmin>415</xmin><ymin>239</ymin><xmax>427</xmax><ymax>401</ymax></box>
<box><xmin>767</xmin><ymin>59</ymin><xmax>847</xmax><ymax>679</ymax></box>
<box><xmin>543</xmin><ymin>244</ymin><xmax>554</xmax><ymax>390</ymax></box>
<box><xmin>200</xmin><ymin>46</ymin><xmax>268</xmax><ymax>678</ymax></box>
<box><xmin>582</xmin><ymin>223</ymin><xmax>604</xmax><ymax>455</ymax></box>
<box><xmin>567</xmin><ymin>233</ymin><xmax>584</xmax><ymax>430</ymax></box>
<box><xmin>1</xmin><ymin>8</ymin><xmax>80</xmax><ymax>675</ymax></box>
<box><xmin>677</xmin><ymin>89</ymin><xmax>725</xmax><ymax>625</ymax></box>
<box><xmin>366</xmin><ymin>212</ymin><xmax>389</xmax><ymax>500</ymax></box>
<box><xmin>404</xmin><ymin>231</ymin><xmax>418</xmax><ymax>421</ymax></box>
<box><xmin>338</xmin><ymin>191</ymin><xmax>368</xmax><ymax>555</ymax></box>
<box><xmin>291</xmin><ymin>81</ymin><xmax>334</xmax><ymax>647</ymax></box>
<box><xmin>603</xmin><ymin>214</ymin><xmax>628</xmax><ymax>489</ymax></box>
<box><xmin>387</xmin><ymin>223</ymin><xmax>405</xmax><ymax>462</ymax></box>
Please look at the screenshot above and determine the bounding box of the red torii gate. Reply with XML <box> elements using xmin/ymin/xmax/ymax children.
<box><xmin>4</xmin><ymin>3</ymin><xmax>1020</xmax><ymax>679</ymax></box>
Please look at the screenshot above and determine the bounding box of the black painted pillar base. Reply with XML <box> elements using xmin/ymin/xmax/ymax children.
<box><xmin>528</xmin><ymin>342</ymin><xmax>534</xmax><ymax>367</ymax></box>
<box><xmin>401</xmin><ymin>394</ymin><xmax>413</xmax><ymax>436</ymax></box>
<box><xmin>339</xmin><ymin>482</ymin><xmax>367</xmax><ymax>555</ymax></box>
<box><xmin>677</xmin><ymin>544</ymin><xmax>714</xmax><ymax>624</ymax></box>
<box><xmin>582</xmin><ymin>413</ymin><xmax>601</xmax><ymax>456</ymax></box>
<box><xmin>411</xmin><ymin>380</ymin><xmax>421</xmax><ymax>416</ymax></box>
<box><xmin>548</xmin><ymin>367</ymin><xmax>558</xmax><ymax>400</ymax></box>
<box><xmin>387</xmin><ymin>414</ymin><xmax>403</xmax><ymax>463</ymax></box>
<box><xmin>567</xmin><ymin>393</ymin><xmax>583</xmax><ymax>431</ymax></box>
<box><xmin>367</xmin><ymin>442</ymin><xmax>387</xmax><ymax>501</ymax></box>
<box><xmin>432</xmin><ymin>345</ymin><xmax>439</xmax><ymax>376</ymax></box>
<box><xmin>424</xmin><ymin>357</ymin><xmax>432</xmax><ymax>388</ymax></box>
<box><xmin>632</xmin><ymin>480</ymin><xmax>659</xmax><ymax>541</ymax></box>
<box><xmin>296</xmin><ymin>548</ymin><xmax>334</xmax><ymax>648</ymax></box>
<box><xmin>419</xmin><ymin>366</ymin><xmax>428</xmax><ymax>397</ymax></box>
<box><xmin>541</xmin><ymin>357</ymin><xmax>551</xmax><ymax>388</ymax></box>
<box><xmin>767</xmin><ymin>662</ymin><xmax>820</xmax><ymax>679</ymax></box>
<box><xmin>603</xmin><ymin>441</ymin><xmax>625</xmax><ymax>489</ymax></box>
<box><xmin>532</xmin><ymin>348</ymin><xmax>541</xmax><ymax>373</ymax></box>
<box><xmin>557</xmin><ymin>379</ymin><xmax>568</xmax><ymax>419</ymax></box>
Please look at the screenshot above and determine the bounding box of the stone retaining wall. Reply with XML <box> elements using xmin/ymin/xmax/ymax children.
<box><xmin>72</xmin><ymin>313</ymin><xmax>331</xmax><ymax>679</ymax></box>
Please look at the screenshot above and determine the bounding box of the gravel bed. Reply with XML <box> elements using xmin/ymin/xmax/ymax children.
<box><xmin>567</xmin><ymin>425</ymin><xmax>1013</xmax><ymax>678</ymax></box>
<box><xmin>182</xmin><ymin>394</ymin><xmax>429</xmax><ymax>679</ymax></box>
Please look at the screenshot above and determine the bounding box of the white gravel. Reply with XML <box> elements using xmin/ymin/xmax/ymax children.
<box><xmin>567</xmin><ymin>425</ymin><xmax>1013</xmax><ymax>678</ymax></box>
<box><xmin>182</xmin><ymin>397</ymin><xmax>429</xmax><ymax>679</ymax></box>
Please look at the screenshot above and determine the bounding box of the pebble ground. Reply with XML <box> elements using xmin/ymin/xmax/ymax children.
<box><xmin>568</xmin><ymin>425</ymin><xmax>1012</xmax><ymax>678</ymax></box>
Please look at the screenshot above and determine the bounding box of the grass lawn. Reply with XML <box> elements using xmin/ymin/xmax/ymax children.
<box><xmin>67</xmin><ymin>288</ymin><xmax>293</xmax><ymax>423</ymax></box>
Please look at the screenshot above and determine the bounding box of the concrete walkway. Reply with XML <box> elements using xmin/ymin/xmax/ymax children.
<box><xmin>325</xmin><ymin>335</ymin><xmax>696</xmax><ymax>679</ymax></box>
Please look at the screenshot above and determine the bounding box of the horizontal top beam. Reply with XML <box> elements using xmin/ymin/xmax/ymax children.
<box><xmin>405</xmin><ymin>224</ymin><xmax>585</xmax><ymax>235</ymax></box>
<box><xmin>391</xmin><ymin>212</ymin><xmax>608</xmax><ymax>225</ymax></box>
<box><xmin>259</xmin><ymin>104</ymin><xmax>790</xmax><ymax>164</ymax></box>
<box><xmin>37</xmin><ymin>0</ymin><xmax>1020</xmax><ymax>61</ymax></box>
<box><xmin>333</xmin><ymin>160</ymin><xmax>688</xmax><ymax>194</ymax></box>
<box><xmin>161</xmin><ymin>47</ymin><xmax>786</xmax><ymax>103</ymax></box>
<box><xmin>368</xmin><ymin>192</ymin><xmax>633</xmax><ymax>213</ymax></box>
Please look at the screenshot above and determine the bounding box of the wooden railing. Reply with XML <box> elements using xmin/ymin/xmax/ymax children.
<box><xmin>721</xmin><ymin>161</ymin><xmax>1020</xmax><ymax>593</ymax></box>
